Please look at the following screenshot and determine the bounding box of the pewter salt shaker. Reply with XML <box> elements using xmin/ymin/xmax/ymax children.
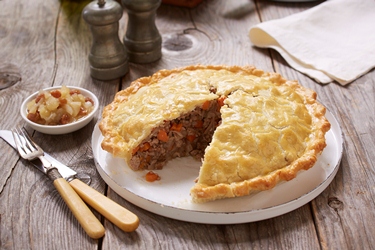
<box><xmin>122</xmin><ymin>0</ymin><xmax>162</xmax><ymax>63</ymax></box>
<box><xmin>83</xmin><ymin>0</ymin><xmax>128</xmax><ymax>80</ymax></box>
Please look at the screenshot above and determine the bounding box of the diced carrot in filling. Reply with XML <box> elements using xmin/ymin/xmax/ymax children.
<box><xmin>217</xmin><ymin>96</ymin><xmax>226</xmax><ymax>107</ymax></box>
<box><xmin>139</xmin><ymin>142</ymin><xmax>151</xmax><ymax>152</ymax></box>
<box><xmin>170</xmin><ymin>122</ymin><xmax>183</xmax><ymax>131</ymax></box>
<box><xmin>139</xmin><ymin>161</ymin><xmax>146</xmax><ymax>170</ymax></box>
<box><xmin>132</xmin><ymin>146</ymin><xmax>140</xmax><ymax>155</ymax></box>
<box><xmin>194</xmin><ymin>120</ymin><xmax>203</xmax><ymax>128</ymax></box>
<box><xmin>201</xmin><ymin>100</ymin><xmax>210</xmax><ymax>110</ymax></box>
<box><xmin>186</xmin><ymin>134</ymin><xmax>196</xmax><ymax>142</ymax></box>
<box><xmin>157</xmin><ymin>129</ymin><xmax>169</xmax><ymax>142</ymax></box>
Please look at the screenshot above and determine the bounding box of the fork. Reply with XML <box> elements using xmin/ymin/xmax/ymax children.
<box><xmin>12</xmin><ymin>127</ymin><xmax>105</xmax><ymax>239</ymax></box>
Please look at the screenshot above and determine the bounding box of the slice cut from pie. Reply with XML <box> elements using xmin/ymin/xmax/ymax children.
<box><xmin>99</xmin><ymin>65</ymin><xmax>331</xmax><ymax>203</ymax></box>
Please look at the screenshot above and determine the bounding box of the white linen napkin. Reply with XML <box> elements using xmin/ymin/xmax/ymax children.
<box><xmin>249</xmin><ymin>0</ymin><xmax>375</xmax><ymax>85</ymax></box>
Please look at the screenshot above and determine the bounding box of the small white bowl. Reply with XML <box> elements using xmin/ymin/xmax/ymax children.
<box><xmin>20</xmin><ymin>86</ymin><xmax>99</xmax><ymax>135</ymax></box>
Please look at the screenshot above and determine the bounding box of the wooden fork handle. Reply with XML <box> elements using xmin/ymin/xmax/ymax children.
<box><xmin>48</xmin><ymin>169</ymin><xmax>105</xmax><ymax>239</ymax></box>
<box><xmin>69</xmin><ymin>178</ymin><xmax>139</xmax><ymax>232</ymax></box>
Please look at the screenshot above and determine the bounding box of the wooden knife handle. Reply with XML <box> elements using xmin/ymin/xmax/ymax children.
<box><xmin>69</xmin><ymin>178</ymin><xmax>139</xmax><ymax>232</ymax></box>
<box><xmin>53</xmin><ymin>177</ymin><xmax>105</xmax><ymax>239</ymax></box>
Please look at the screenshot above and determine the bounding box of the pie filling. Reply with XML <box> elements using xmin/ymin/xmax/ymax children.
<box><xmin>130</xmin><ymin>97</ymin><xmax>223</xmax><ymax>170</ymax></box>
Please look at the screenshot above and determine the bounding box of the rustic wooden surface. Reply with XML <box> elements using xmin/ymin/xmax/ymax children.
<box><xmin>1</xmin><ymin>0</ymin><xmax>374</xmax><ymax>249</ymax></box>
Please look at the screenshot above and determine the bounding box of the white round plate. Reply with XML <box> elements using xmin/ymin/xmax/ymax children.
<box><xmin>92</xmin><ymin>110</ymin><xmax>343</xmax><ymax>224</ymax></box>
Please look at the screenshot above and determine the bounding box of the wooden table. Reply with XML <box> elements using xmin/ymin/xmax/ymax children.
<box><xmin>1</xmin><ymin>0</ymin><xmax>374</xmax><ymax>249</ymax></box>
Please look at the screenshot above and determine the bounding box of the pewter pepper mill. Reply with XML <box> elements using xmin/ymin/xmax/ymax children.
<box><xmin>122</xmin><ymin>0</ymin><xmax>162</xmax><ymax>63</ymax></box>
<box><xmin>82</xmin><ymin>0</ymin><xmax>128</xmax><ymax>80</ymax></box>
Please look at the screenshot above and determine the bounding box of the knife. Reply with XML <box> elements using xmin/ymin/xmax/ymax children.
<box><xmin>0</xmin><ymin>130</ymin><xmax>139</xmax><ymax>233</ymax></box>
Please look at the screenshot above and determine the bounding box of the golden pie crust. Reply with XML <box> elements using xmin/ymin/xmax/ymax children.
<box><xmin>99</xmin><ymin>65</ymin><xmax>331</xmax><ymax>203</ymax></box>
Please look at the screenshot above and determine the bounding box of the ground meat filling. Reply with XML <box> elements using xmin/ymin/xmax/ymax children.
<box><xmin>129</xmin><ymin>98</ymin><xmax>223</xmax><ymax>170</ymax></box>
